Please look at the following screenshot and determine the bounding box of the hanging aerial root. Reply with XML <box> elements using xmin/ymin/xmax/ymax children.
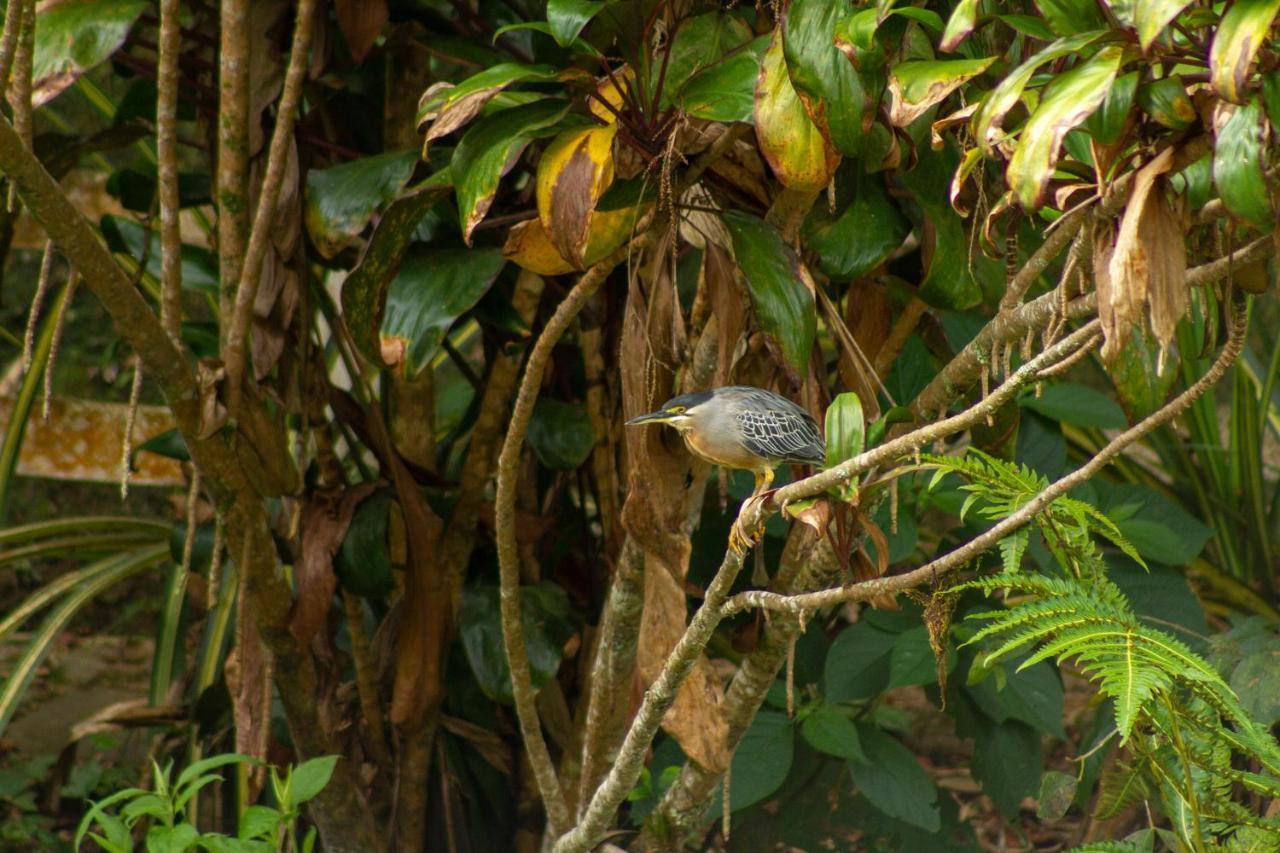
<box><xmin>43</xmin><ymin>270</ymin><xmax>79</xmax><ymax>421</ymax></box>
<box><xmin>120</xmin><ymin>356</ymin><xmax>144</xmax><ymax>499</ymax></box>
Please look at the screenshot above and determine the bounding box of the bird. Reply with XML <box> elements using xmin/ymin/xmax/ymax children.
<box><xmin>625</xmin><ymin>386</ymin><xmax>825</xmax><ymax>553</ymax></box>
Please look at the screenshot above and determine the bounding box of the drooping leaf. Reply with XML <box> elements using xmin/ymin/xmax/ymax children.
<box><xmin>1137</xmin><ymin>76</ymin><xmax>1196</xmax><ymax>130</ymax></box>
<box><xmin>546</xmin><ymin>0</ymin><xmax>619</xmax><ymax>46</ymax></box>
<box><xmin>535</xmin><ymin>123</ymin><xmax>617</xmax><ymax>268</ymax></box>
<box><xmin>379</xmin><ymin>247</ymin><xmax>506</xmax><ymax>377</ymax></box>
<box><xmin>1135</xmin><ymin>0</ymin><xmax>1194</xmax><ymax>50</ymax></box>
<box><xmin>451</xmin><ymin>100</ymin><xmax>573</xmax><ymax>242</ymax></box>
<box><xmin>709</xmin><ymin>711</ymin><xmax>795</xmax><ymax>817</ymax></box>
<box><xmin>527</xmin><ymin>399</ymin><xmax>595</xmax><ymax>470</ymax></box>
<box><xmin>849</xmin><ymin>725</ymin><xmax>941</xmax><ymax>831</ymax></box>
<box><xmin>417</xmin><ymin>63</ymin><xmax>560</xmax><ymax>152</ymax></box>
<box><xmin>754</xmin><ymin>29</ymin><xmax>840</xmax><ymax>191</ymax></box>
<box><xmin>804</xmin><ymin>168</ymin><xmax>910</xmax><ymax>280</ymax></box>
<box><xmin>505</xmin><ymin>194</ymin><xmax>645</xmax><ymax>275</ymax></box>
<box><xmin>304</xmin><ymin>151</ymin><xmax>418</xmax><ymax>258</ymax></box>
<box><xmin>1007</xmin><ymin>45</ymin><xmax>1123</xmax><ymax>210</ymax></box>
<box><xmin>1213</xmin><ymin>99</ymin><xmax>1274</xmax><ymax>228</ymax></box>
<box><xmin>824</xmin><ymin>392</ymin><xmax>865</xmax><ymax>468</ymax></box>
<box><xmin>1210</xmin><ymin>0</ymin><xmax>1280</xmax><ymax>104</ymax></box>
<box><xmin>461</xmin><ymin>582</ymin><xmax>575</xmax><ymax>703</ymax></box>
<box><xmin>33</xmin><ymin>0</ymin><xmax>148</xmax><ymax>106</ymax></box>
<box><xmin>801</xmin><ymin>705</ymin><xmax>867</xmax><ymax>763</ymax></box>
<box><xmin>896</xmin><ymin>143</ymin><xmax>984</xmax><ymax>310</ymax></box>
<box><xmin>888</xmin><ymin>58</ymin><xmax>994</xmax><ymax>128</ymax></box>
<box><xmin>783</xmin><ymin>0</ymin><xmax>867</xmax><ymax>154</ymax></box>
<box><xmin>1081</xmin><ymin>70</ymin><xmax>1137</xmax><ymax>146</ymax></box>
<box><xmin>677</xmin><ymin>35</ymin><xmax>770</xmax><ymax>123</ymax></box>
<box><xmin>722</xmin><ymin>210</ymin><xmax>816</xmax><ymax>375</ymax></box>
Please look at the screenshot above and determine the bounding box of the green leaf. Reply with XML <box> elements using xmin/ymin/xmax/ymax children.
<box><xmin>887</xmin><ymin>625</ymin><xmax>946</xmax><ymax>689</ymax></box>
<box><xmin>801</xmin><ymin>705</ymin><xmax>867</xmax><ymax>762</ymax></box>
<box><xmin>1034</xmin><ymin>0</ymin><xmax>1107</xmax><ymax>34</ymax></box>
<box><xmin>755</xmin><ymin>29</ymin><xmax>839</xmax><ymax>191</ymax></box>
<box><xmin>1136</xmin><ymin>76</ymin><xmax>1197</xmax><ymax>130</ymax></box>
<box><xmin>1213</xmin><ymin>98</ymin><xmax>1274</xmax><ymax>229</ymax></box>
<box><xmin>451</xmin><ymin>100</ymin><xmax>571</xmax><ymax>241</ymax></box>
<box><xmin>100</xmin><ymin>215</ymin><xmax>220</xmax><ymax>296</ymax></box>
<box><xmin>304</xmin><ymin>151</ymin><xmax>418</xmax><ymax>258</ymax></box>
<box><xmin>887</xmin><ymin>58</ymin><xmax>995</xmax><ymax>128</ymax></box>
<box><xmin>803</xmin><ymin>168</ymin><xmax>910</xmax><ymax>280</ymax></box>
<box><xmin>461</xmin><ymin>582</ymin><xmax>575</xmax><ymax>703</ymax></box>
<box><xmin>969</xmin><ymin>717</ymin><xmax>1042</xmax><ymax>817</ymax></box>
<box><xmin>418</xmin><ymin>63</ymin><xmax>560</xmax><ymax>141</ymax></box>
<box><xmin>1231</xmin><ymin>651</ymin><xmax>1280</xmax><ymax>726</ymax></box>
<box><xmin>824</xmin><ymin>392</ymin><xmax>865</xmax><ymax>468</ymax></box>
<box><xmin>966</xmin><ymin>658</ymin><xmax>1066</xmax><ymax>738</ymax></box>
<box><xmin>824</xmin><ymin>621</ymin><xmax>898</xmax><ymax>701</ymax></box>
<box><xmin>546</xmin><ymin>0</ymin><xmax>618</xmax><ymax>46</ymax></box>
<box><xmin>1019</xmin><ymin>383</ymin><xmax>1128</xmax><ymax>429</ymax></box>
<box><xmin>334</xmin><ymin>490</ymin><xmax>395</xmax><ymax>598</ymax></box>
<box><xmin>33</xmin><ymin>0</ymin><xmax>147</xmax><ymax>106</ymax></box>
<box><xmin>896</xmin><ymin>143</ymin><xmax>984</xmax><ymax>310</ymax></box>
<box><xmin>1090</xmin><ymin>483</ymin><xmax>1213</xmax><ymax>565</ymax></box>
<box><xmin>1006</xmin><ymin>45</ymin><xmax>1123</xmax><ymax>210</ymax></box>
<box><xmin>238</xmin><ymin>806</ymin><xmax>282</xmax><ymax>841</ymax></box>
<box><xmin>848</xmin><ymin>725</ymin><xmax>940</xmax><ymax>831</ymax></box>
<box><xmin>997</xmin><ymin>13</ymin><xmax>1058</xmax><ymax>39</ymax></box>
<box><xmin>1210</xmin><ymin>0</ymin><xmax>1280</xmax><ymax>104</ymax></box>
<box><xmin>287</xmin><ymin>756</ymin><xmax>339</xmax><ymax>808</ymax></box>
<box><xmin>677</xmin><ymin>35</ymin><xmax>770</xmax><ymax>123</ymax></box>
<box><xmin>653</xmin><ymin>13</ymin><xmax>753</xmax><ymax>111</ymax></box>
<box><xmin>941</xmin><ymin>0</ymin><xmax>980</xmax><ymax>52</ymax></box>
<box><xmin>722</xmin><ymin>210</ymin><xmax>816</xmax><ymax>375</ymax></box>
<box><xmin>710</xmin><ymin>711</ymin><xmax>794</xmax><ymax>817</ymax></box>
<box><xmin>1136</xmin><ymin>0</ymin><xmax>1194</xmax><ymax>50</ymax></box>
<box><xmin>1081</xmin><ymin>71</ymin><xmax>1137</xmax><ymax>146</ymax></box>
<box><xmin>783</xmin><ymin>0</ymin><xmax>867</xmax><ymax>154</ymax></box>
<box><xmin>135</xmin><ymin>428</ymin><xmax>190</xmax><ymax>463</ymax></box>
<box><xmin>1037</xmin><ymin>769</ymin><xmax>1078</xmax><ymax>820</ymax></box>
<box><xmin>527</xmin><ymin>399</ymin><xmax>595</xmax><ymax>470</ymax></box>
<box><xmin>380</xmin><ymin>247</ymin><xmax>506</xmax><ymax>378</ymax></box>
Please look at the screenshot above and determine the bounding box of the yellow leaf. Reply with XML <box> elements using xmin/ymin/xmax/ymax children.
<box><xmin>754</xmin><ymin>29</ymin><xmax>840</xmax><ymax>192</ymax></box>
<box><xmin>535</xmin><ymin>123</ymin><xmax>618</xmax><ymax>268</ymax></box>
<box><xmin>588</xmin><ymin>67</ymin><xmax>634</xmax><ymax>123</ymax></box>
<box><xmin>506</xmin><ymin>199</ymin><xmax>648</xmax><ymax>274</ymax></box>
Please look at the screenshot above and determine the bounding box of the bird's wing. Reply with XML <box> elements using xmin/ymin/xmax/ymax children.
<box><xmin>736</xmin><ymin>402</ymin><xmax>825</xmax><ymax>465</ymax></box>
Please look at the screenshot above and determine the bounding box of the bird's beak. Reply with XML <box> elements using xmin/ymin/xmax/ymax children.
<box><xmin>626</xmin><ymin>410</ymin><xmax>675</xmax><ymax>426</ymax></box>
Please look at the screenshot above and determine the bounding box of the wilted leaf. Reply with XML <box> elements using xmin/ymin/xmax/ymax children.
<box><xmin>290</xmin><ymin>484</ymin><xmax>379</xmax><ymax>645</ymax></box>
<box><xmin>1210</xmin><ymin>0</ymin><xmax>1280</xmax><ymax>104</ymax></box>
<box><xmin>503</xmin><ymin>217</ymin><xmax>576</xmax><ymax>275</ymax></box>
<box><xmin>536</xmin><ymin>123</ymin><xmax>618</xmax><ymax>268</ymax></box>
<box><xmin>1137</xmin><ymin>76</ymin><xmax>1196</xmax><ymax>130</ymax></box>
<box><xmin>379</xmin><ymin>248</ymin><xmax>506</xmax><ymax>377</ymax></box>
<box><xmin>755</xmin><ymin>30</ymin><xmax>840</xmax><ymax>192</ymax></box>
<box><xmin>546</xmin><ymin>0</ymin><xmax>618</xmax><ymax>46</ymax></box>
<box><xmin>783</xmin><ymin>0</ymin><xmax>867</xmax><ymax>154</ymax></box>
<box><xmin>1213</xmin><ymin>99</ymin><xmax>1274</xmax><ymax>229</ymax></box>
<box><xmin>33</xmin><ymin>0</ymin><xmax>148</xmax><ymax>106</ymax></box>
<box><xmin>304</xmin><ymin>151</ymin><xmax>417</xmax><ymax>258</ymax></box>
<box><xmin>973</xmin><ymin>30</ymin><xmax>1105</xmax><ymax>154</ymax></box>
<box><xmin>1037</xmin><ymin>770</ymin><xmax>1078</xmax><ymax>821</ymax></box>
<box><xmin>451</xmin><ymin>100</ymin><xmax>572</xmax><ymax>242</ymax></box>
<box><xmin>677</xmin><ymin>35</ymin><xmax>770</xmax><ymax>123</ymax></box>
<box><xmin>804</xmin><ymin>170</ymin><xmax>910</xmax><ymax>279</ymax></box>
<box><xmin>1007</xmin><ymin>45</ymin><xmax>1123</xmax><ymax>210</ymax></box>
<box><xmin>722</xmin><ymin>211</ymin><xmax>816</xmax><ymax>375</ymax></box>
<box><xmin>1136</xmin><ymin>0</ymin><xmax>1193</xmax><ymax>50</ymax></box>
<box><xmin>334</xmin><ymin>0</ymin><xmax>388</xmax><ymax>63</ymax></box>
<box><xmin>888</xmin><ymin>58</ymin><xmax>994</xmax><ymax>128</ymax></box>
<box><xmin>417</xmin><ymin>64</ymin><xmax>560</xmax><ymax>154</ymax></box>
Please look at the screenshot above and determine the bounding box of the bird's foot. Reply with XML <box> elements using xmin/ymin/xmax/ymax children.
<box><xmin>729</xmin><ymin>493</ymin><xmax>771</xmax><ymax>555</ymax></box>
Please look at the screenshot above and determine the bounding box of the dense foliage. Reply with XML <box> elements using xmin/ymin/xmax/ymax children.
<box><xmin>2</xmin><ymin>0</ymin><xmax>1280</xmax><ymax>850</ymax></box>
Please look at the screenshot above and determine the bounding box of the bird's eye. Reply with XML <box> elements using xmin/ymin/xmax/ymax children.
<box><xmin>670</xmin><ymin>406</ymin><xmax>685</xmax><ymax>414</ymax></box>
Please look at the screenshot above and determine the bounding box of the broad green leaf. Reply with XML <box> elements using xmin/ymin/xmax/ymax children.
<box><xmin>973</xmin><ymin>30</ymin><xmax>1106</xmax><ymax>152</ymax></box>
<box><xmin>1231</xmin><ymin>652</ymin><xmax>1280</xmax><ymax>725</ymax></box>
<box><xmin>1136</xmin><ymin>0</ymin><xmax>1194</xmax><ymax>50</ymax></box>
<box><xmin>1034</xmin><ymin>0</ymin><xmax>1107</xmax><ymax>34</ymax></box>
<box><xmin>1007</xmin><ymin>45</ymin><xmax>1123</xmax><ymax>210</ymax></box>
<box><xmin>527</xmin><ymin>399</ymin><xmax>595</xmax><ymax>470</ymax></box>
<box><xmin>1213</xmin><ymin>99</ymin><xmax>1274</xmax><ymax>228</ymax></box>
<box><xmin>492</xmin><ymin>22</ymin><xmax>602</xmax><ymax>55</ymax></box>
<box><xmin>970</xmin><ymin>717</ymin><xmax>1042</xmax><ymax>817</ymax></box>
<box><xmin>334</xmin><ymin>490</ymin><xmax>395</xmax><ymax>598</ymax></box>
<box><xmin>287</xmin><ymin>756</ymin><xmax>339</xmax><ymax>808</ymax></box>
<box><xmin>1020</xmin><ymin>383</ymin><xmax>1128</xmax><ymax>429</ymax></box>
<box><xmin>801</xmin><ymin>705</ymin><xmax>867</xmax><ymax>762</ymax></box>
<box><xmin>896</xmin><ymin>143</ymin><xmax>984</xmax><ymax>310</ymax></box>
<box><xmin>238</xmin><ymin>805</ymin><xmax>283</xmax><ymax>841</ymax></box>
<box><xmin>1037</xmin><ymin>770</ymin><xmax>1078</xmax><ymax>820</ymax></box>
<box><xmin>887</xmin><ymin>625</ymin><xmax>947</xmax><ymax>689</ymax></box>
<box><xmin>709</xmin><ymin>711</ymin><xmax>794</xmax><ymax>817</ymax></box>
<box><xmin>824</xmin><ymin>392</ymin><xmax>865</xmax><ymax>470</ymax></box>
<box><xmin>677</xmin><ymin>35</ymin><xmax>770</xmax><ymax>122</ymax></box>
<box><xmin>653</xmin><ymin>13</ymin><xmax>753</xmax><ymax>110</ymax></box>
<box><xmin>848</xmin><ymin>725</ymin><xmax>940</xmax><ymax>831</ymax></box>
<box><xmin>997</xmin><ymin>13</ymin><xmax>1058</xmax><ymax>39</ymax></box>
<box><xmin>966</xmin><ymin>658</ymin><xmax>1066</xmax><ymax>738</ymax></box>
<box><xmin>1137</xmin><ymin>76</ymin><xmax>1196</xmax><ymax>130</ymax></box>
<box><xmin>33</xmin><ymin>0</ymin><xmax>148</xmax><ymax>106</ymax></box>
<box><xmin>888</xmin><ymin>58</ymin><xmax>995</xmax><ymax>128</ymax></box>
<box><xmin>451</xmin><ymin>99</ymin><xmax>572</xmax><ymax>241</ymax></box>
<box><xmin>304</xmin><ymin>151</ymin><xmax>418</xmax><ymax>258</ymax></box>
<box><xmin>825</xmin><ymin>621</ymin><xmax>898</xmax><ymax>701</ymax></box>
<box><xmin>804</xmin><ymin>168</ymin><xmax>910</xmax><ymax>280</ymax></box>
<box><xmin>783</xmin><ymin>0</ymin><xmax>867</xmax><ymax>154</ymax></box>
<box><xmin>1107</xmin><ymin>558</ymin><xmax>1210</xmax><ymax>641</ymax></box>
<box><xmin>340</xmin><ymin>186</ymin><xmax>450</xmax><ymax>365</ymax></box>
<box><xmin>461</xmin><ymin>582</ymin><xmax>576</xmax><ymax>703</ymax></box>
<box><xmin>417</xmin><ymin>63</ymin><xmax>560</xmax><ymax>148</ymax></box>
<box><xmin>1210</xmin><ymin>0</ymin><xmax>1280</xmax><ymax>104</ymax></box>
<box><xmin>546</xmin><ymin>0</ymin><xmax>618</xmax><ymax>46</ymax></box>
<box><xmin>941</xmin><ymin>0</ymin><xmax>980</xmax><ymax>51</ymax></box>
<box><xmin>1081</xmin><ymin>71</ymin><xmax>1137</xmax><ymax>145</ymax></box>
<box><xmin>722</xmin><ymin>210</ymin><xmax>816</xmax><ymax>375</ymax></box>
<box><xmin>379</xmin><ymin>247</ymin><xmax>506</xmax><ymax>378</ymax></box>
<box><xmin>100</xmin><ymin>215</ymin><xmax>219</xmax><ymax>296</ymax></box>
<box><xmin>754</xmin><ymin>30</ymin><xmax>839</xmax><ymax>191</ymax></box>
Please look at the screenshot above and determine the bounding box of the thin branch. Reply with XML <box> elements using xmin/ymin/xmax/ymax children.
<box><xmin>43</xmin><ymin>271</ymin><xmax>79</xmax><ymax>421</ymax></box>
<box><xmin>120</xmin><ymin>356</ymin><xmax>144</xmax><ymax>499</ymax></box>
<box><xmin>726</xmin><ymin>298</ymin><xmax>1247</xmax><ymax>617</ymax></box>
<box><xmin>223</xmin><ymin>0</ymin><xmax>317</xmax><ymax>403</ymax></box>
<box><xmin>6</xmin><ymin>0</ymin><xmax>32</xmax><ymax>210</ymax></box>
<box><xmin>495</xmin><ymin>124</ymin><xmax>750</xmax><ymax>836</ymax></box>
<box><xmin>24</xmin><ymin>240</ymin><xmax>54</xmax><ymax>371</ymax></box>
<box><xmin>157</xmin><ymin>0</ymin><xmax>183</xmax><ymax>344</ymax></box>
<box><xmin>216</xmin><ymin>0</ymin><xmax>250</xmax><ymax>348</ymax></box>
<box><xmin>873</xmin><ymin>296</ymin><xmax>927</xmax><ymax>378</ymax></box>
<box><xmin>0</xmin><ymin>0</ymin><xmax>23</xmax><ymax>98</ymax></box>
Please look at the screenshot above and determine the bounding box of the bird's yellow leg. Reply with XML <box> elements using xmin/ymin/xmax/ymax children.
<box><xmin>730</xmin><ymin>468</ymin><xmax>774</xmax><ymax>555</ymax></box>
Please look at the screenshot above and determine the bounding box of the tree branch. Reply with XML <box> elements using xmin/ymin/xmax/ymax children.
<box><xmin>216</xmin><ymin>0</ymin><xmax>250</xmax><ymax>346</ymax></box>
<box><xmin>157</xmin><ymin>0</ymin><xmax>182</xmax><ymax>343</ymax></box>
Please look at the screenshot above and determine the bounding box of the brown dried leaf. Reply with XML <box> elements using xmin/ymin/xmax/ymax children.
<box><xmin>195</xmin><ymin>359</ymin><xmax>228</xmax><ymax>440</ymax></box>
<box><xmin>787</xmin><ymin>497</ymin><xmax>831</xmax><ymax>538</ymax></box>
<box><xmin>335</xmin><ymin>0</ymin><xmax>388</xmax><ymax>63</ymax></box>
<box><xmin>536</xmin><ymin>124</ymin><xmax>617</xmax><ymax>269</ymax></box>
<box><xmin>705</xmin><ymin>244</ymin><xmax>748</xmax><ymax>387</ymax></box>
<box><xmin>290</xmin><ymin>482</ymin><xmax>379</xmax><ymax>644</ymax></box>
<box><xmin>1142</xmin><ymin>189</ymin><xmax>1188</xmax><ymax>353</ymax></box>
